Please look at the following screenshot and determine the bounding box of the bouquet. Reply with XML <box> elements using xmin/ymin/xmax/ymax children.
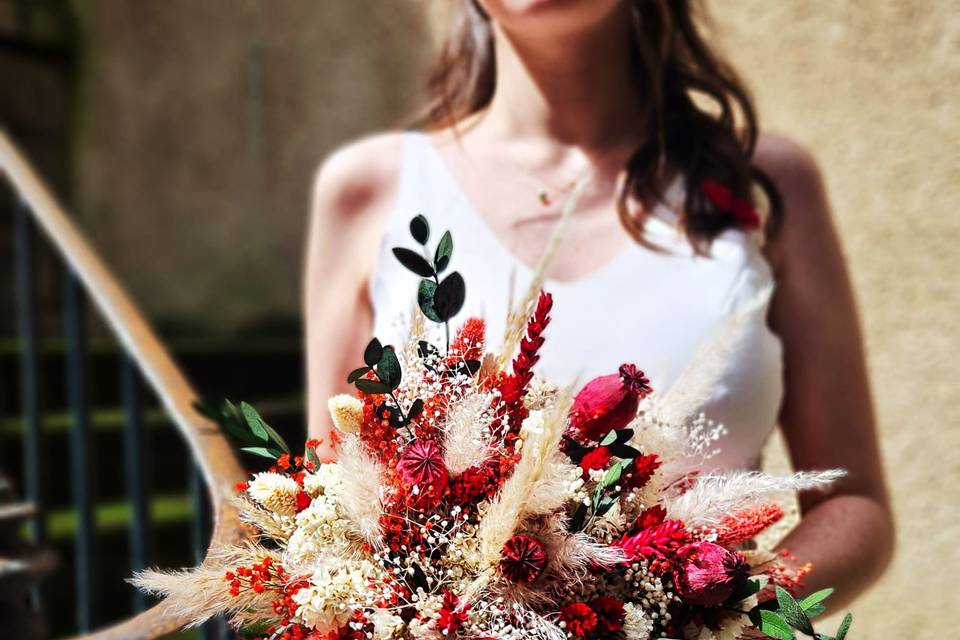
<box><xmin>137</xmin><ymin>215</ymin><xmax>853</xmax><ymax>640</ymax></box>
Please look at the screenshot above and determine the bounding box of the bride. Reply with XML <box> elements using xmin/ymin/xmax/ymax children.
<box><xmin>303</xmin><ymin>0</ymin><xmax>892</xmax><ymax>609</ymax></box>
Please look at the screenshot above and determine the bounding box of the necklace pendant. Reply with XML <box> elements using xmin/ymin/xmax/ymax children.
<box><xmin>538</xmin><ymin>190</ymin><xmax>551</xmax><ymax>207</ymax></box>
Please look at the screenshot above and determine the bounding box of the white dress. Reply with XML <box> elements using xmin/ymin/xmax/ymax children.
<box><xmin>370</xmin><ymin>132</ymin><xmax>784</xmax><ymax>470</ymax></box>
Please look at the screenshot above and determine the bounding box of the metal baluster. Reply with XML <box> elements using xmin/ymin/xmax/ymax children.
<box><xmin>64</xmin><ymin>270</ymin><xmax>96</xmax><ymax>631</ymax></box>
<box><xmin>190</xmin><ymin>465</ymin><xmax>230</xmax><ymax>639</ymax></box>
<box><xmin>14</xmin><ymin>199</ymin><xmax>45</xmax><ymax>613</ymax></box>
<box><xmin>121</xmin><ymin>354</ymin><xmax>149</xmax><ymax>612</ymax></box>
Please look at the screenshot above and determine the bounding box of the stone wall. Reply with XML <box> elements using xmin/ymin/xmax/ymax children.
<box><xmin>73</xmin><ymin>0</ymin><xmax>436</xmax><ymax>334</ymax></box>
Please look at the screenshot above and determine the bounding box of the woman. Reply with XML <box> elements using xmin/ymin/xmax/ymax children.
<box><xmin>303</xmin><ymin>0</ymin><xmax>893</xmax><ymax>609</ymax></box>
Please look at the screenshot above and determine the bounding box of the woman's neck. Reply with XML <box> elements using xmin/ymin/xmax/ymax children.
<box><xmin>483</xmin><ymin>6</ymin><xmax>642</xmax><ymax>151</ymax></box>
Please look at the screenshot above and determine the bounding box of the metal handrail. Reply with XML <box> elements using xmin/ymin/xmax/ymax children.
<box><xmin>0</xmin><ymin>129</ymin><xmax>249</xmax><ymax>639</ymax></box>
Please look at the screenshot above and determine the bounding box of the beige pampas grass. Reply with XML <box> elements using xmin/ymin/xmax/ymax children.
<box><xmin>131</xmin><ymin>543</ymin><xmax>278</xmax><ymax>627</ymax></box>
<box><xmin>478</xmin><ymin>392</ymin><xmax>572</xmax><ymax>567</ymax></box>
<box><xmin>328</xmin><ymin>394</ymin><xmax>364</xmax><ymax>434</ymax></box>
<box><xmin>335</xmin><ymin>434</ymin><xmax>384</xmax><ymax>545</ymax></box>
<box><xmin>442</xmin><ymin>389</ymin><xmax>496</xmax><ymax>475</ymax></box>
<box><xmin>666</xmin><ymin>469</ymin><xmax>846</xmax><ymax>529</ymax></box>
<box><xmin>496</xmin><ymin>178</ymin><xmax>589</xmax><ymax>371</ymax></box>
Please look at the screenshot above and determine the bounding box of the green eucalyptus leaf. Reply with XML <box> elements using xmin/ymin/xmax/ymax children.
<box><xmin>434</xmin><ymin>230</ymin><xmax>453</xmax><ymax>273</ymax></box>
<box><xmin>240</xmin><ymin>402</ymin><xmax>290</xmax><ymax>453</ymax></box>
<box><xmin>600</xmin><ymin>430</ymin><xmax>618</xmax><ymax>446</ymax></box>
<box><xmin>305</xmin><ymin>443</ymin><xmax>321</xmax><ymax>468</ymax></box>
<box><xmin>364</xmin><ymin>338</ymin><xmax>383</xmax><ymax>367</ymax></box>
<box><xmin>433</xmin><ymin>272</ymin><xmax>466</xmax><ymax>321</ymax></box>
<box><xmin>834</xmin><ymin>613</ymin><xmax>852</xmax><ymax>640</ymax></box>
<box><xmin>377</xmin><ymin>345</ymin><xmax>402</xmax><ymax>390</ymax></box>
<box><xmin>240</xmin><ymin>402</ymin><xmax>270</xmax><ymax>442</ymax></box>
<box><xmin>410</xmin><ymin>215</ymin><xmax>430</xmax><ymax>244</ymax></box>
<box><xmin>355</xmin><ymin>378</ymin><xmax>391</xmax><ymax>394</ymax></box>
<box><xmin>798</xmin><ymin>588</ymin><xmax>834</xmax><ymax>612</ymax></box>
<box><xmin>392</xmin><ymin>247</ymin><xmax>435</xmax><ymax>278</ymax></box>
<box><xmin>804</xmin><ymin>603</ymin><xmax>827</xmax><ymax>618</ymax></box>
<box><xmin>239</xmin><ymin>446</ymin><xmax>283</xmax><ymax>460</ymax></box>
<box><xmin>595</xmin><ymin>495</ymin><xmax>618</xmax><ymax>517</ymax></box>
<box><xmin>347</xmin><ymin>366</ymin><xmax>371</xmax><ymax>383</ymax></box>
<box><xmin>603</xmin><ymin>459</ymin><xmax>632</xmax><ymax>490</ymax></box>
<box><xmin>418</xmin><ymin>280</ymin><xmax>442</xmax><ymax>322</ymax></box>
<box><xmin>776</xmin><ymin>587</ymin><xmax>813</xmax><ymax>635</ymax></box>
<box><xmin>758</xmin><ymin>610</ymin><xmax>795</xmax><ymax>640</ymax></box>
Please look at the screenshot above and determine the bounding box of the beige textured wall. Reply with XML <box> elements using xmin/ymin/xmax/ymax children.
<box><xmin>710</xmin><ymin>1</ymin><xmax>960</xmax><ymax>635</ymax></box>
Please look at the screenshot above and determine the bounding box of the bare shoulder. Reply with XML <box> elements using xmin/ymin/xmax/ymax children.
<box><xmin>753</xmin><ymin>133</ymin><xmax>836</xmax><ymax>269</ymax></box>
<box><xmin>310</xmin><ymin>131</ymin><xmax>406</xmax><ymax>224</ymax></box>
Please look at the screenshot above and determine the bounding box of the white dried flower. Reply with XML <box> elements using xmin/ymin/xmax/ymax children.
<box><xmin>247</xmin><ymin>472</ymin><xmax>299</xmax><ymax>516</ymax></box>
<box><xmin>328</xmin><ymin>394</ymin><xmax>364</xmax><ymax>433</ymax></box>
<box><xmin>623</xmin><ymin>602</ymin><xmax>654</xmax><ymax>640</ymax></box>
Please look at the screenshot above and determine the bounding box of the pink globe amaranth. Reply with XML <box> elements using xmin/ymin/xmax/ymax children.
<box><xmin>673</xmin><ymin>541</ymin><xmax>750</xmax><ymax>606</ymax></box>
<box><xmin>569</xmin><ymin>364</ymin><xmax>652</xmax><ymax>442</ymax></box>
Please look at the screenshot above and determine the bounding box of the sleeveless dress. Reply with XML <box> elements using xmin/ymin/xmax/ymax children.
<box><xmin>370</xmin><ymin>132</ymin><xmax>784</xmax><ymax>470</ymax></box>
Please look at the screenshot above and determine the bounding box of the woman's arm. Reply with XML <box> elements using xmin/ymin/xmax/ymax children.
<box><xmin>758</xmin><ymin>135</ymin><xmax>895</xmax><ymax>609</ymax></box>
<box><xmin>303</xmin><ymin>134</ymin><xmax>402</xmax><ymax>460</ymax></box>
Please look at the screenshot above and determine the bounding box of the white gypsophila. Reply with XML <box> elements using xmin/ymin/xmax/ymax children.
<box><xmin>696</xmin><ymin>595</ymin><xmax>758</xmax><ymax>640</ymax></box>
<box><xmin>247</xmin><ymin>471</ymin><xmax>300</xmax><ymax>516</ymax></box>
<box><xmin>285</xmin><ymin>494</ymin><xmax>351</xmax><ymax>564</ymax></box>
<box><xmin>370</xmin><ymin>608</ymin><xmax>405</xmax><ymax>639</ymax></box>
<box><xmin>292</xmin><ymin>560</ymin><xmax>379</xmax><ymax>631</ymax></box>
<box><xmin>302</xmin><ymin>462</ymin><xmax>346</xmax><ymax>498</ymax></box>
<box><xmin>623</xmin><ymin>602</ymin><xmax>654</xmax><ymax>640</ymax></box>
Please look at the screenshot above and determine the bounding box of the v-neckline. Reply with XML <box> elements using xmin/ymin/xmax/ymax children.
<box><xmin>417</xmin><ymin>132</ymin><xmax>684</xmax><ymax>291</ymax></box>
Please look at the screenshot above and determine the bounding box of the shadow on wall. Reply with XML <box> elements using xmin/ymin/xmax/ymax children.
<box><xmin>73</xmin><ymin>1</ymin><xmax>436</xmax><ymax>336</ymax></box>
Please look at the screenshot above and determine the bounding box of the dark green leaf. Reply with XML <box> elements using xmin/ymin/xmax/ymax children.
<box><xmin>355</xmin><ymin>378</ymin><xmax>391</xmax><ymax>394</ymax></box>
<box><xmin>418</xmin><ymin>280</ymin><xmax>441</xmax><ymax>322</ymax></box>
<box><xmin>595</xmin><ymin>495</ymin><xmax>618</xmax><ymax>517</ymax></box>
<box><xmin>570</xmin><ymin>502</ymin><xmax>588</xmax><ymax>531</ymax></box>
<box><xmin>239</xmin><ymin>446</ymin><xmax>283</xmax><ymax>460</ymax></box>
<box><xmin>729</xmin><ymin>577</ymin><xmax>763</xmax><ymax>604</ymax></box>
<box><xmin>364</xmin><ymin>338</ymin><xmax>383</xmax><ymax>367</ymax></box>
<box><xmin>347</xmin><ymin>366</ymin><xmax>371</xmax><ymax>384</ymax></box>
<box><xmin>758</xmin><ymin>610</ymin><xmax>795</xmax><ymax>640</ymax></box>
<box><xmin>834</xmin><ymin>613</ymin><xmax>852</xmax><ymax>640</ymax></box>
<box><xmin>409</xmin><ymin>562</ymin><xmax>429</xmax><ymax>591</ymax></box>
<box><xmin>776</xmin><ymin>587</ymin><xmax>813</xmax><ymax>635</ymax></box>
<box><xmin>798</xmin><ymin>588</ymin><xmax>834</xmax><ymax>612</ymax></box>
<box><xmin>377</xmin><ymin>346</ymin><xmax>402</xmax><ymax>390</ymax></box>
<box><xmin>408</xmin><ymin>398</ymin><xmax>424</xmax><ymax>420</ymax></box>
<box><xmin>410</xmin><ymin>215</ymin><xmax>430</xmax><ymax>245</ymax></box>
<box><xmin>463</xmin><ymin>359</ymin><xmax>482</xmax><ymax>376</ymax></box>
<box><xmin>434</xmin><ymin>230</ymin><xmax>453</xmax><ymax>273</ymax></box>
<box><xmin>241</xmin><ymin>402</ymin><xmax>290</xmax><ymax>453</ymax></box>
<box><xmin>417</xmin><ymin>340</ymin><xmax>440</xmax><ymax>361</ymax></box>
<box><xmin>392</xmin><ymin>247</ymin><xmax>435</xmax><ymax>278</ymax></box>
<box><xmin>564</xmin><ymin>438</ymin><xmax>590</xmax><ymax>463</ymax></box>
<box><xmin>609</xmin><ymin>443</ymin><xmax>641</xmax><ymax>459</ymax></box>
<box><xmin>433</xmin><ymin>272</ymin><xmax>465</xmax><ymax>321</ymax></box>
<box><xmin>615</xmin><ymin>428</ymin><xmax>634</xmax><ymax>444</ymax></box>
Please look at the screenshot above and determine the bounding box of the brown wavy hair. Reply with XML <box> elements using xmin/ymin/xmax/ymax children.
<box><xmin>419</xmin><ymin>0</ymin><xmax>781</xmax><ymax>252</ymax></box>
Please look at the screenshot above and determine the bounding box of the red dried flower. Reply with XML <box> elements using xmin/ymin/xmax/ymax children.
<box><xmin>715</xmin><ymin>503</ymin><xmax>784</xmax><ymax>547</ymax></box>
<box><xmin>569</xmin><ymin>363</ymin><xmax>653</xmax><ymax>442</ymax></box>
<box><xmin>700</xmin><ymin>179</ymin><xmax>761</xmax><ymax>230</ymax></box>
<box><xmin>673</xmin><ymin>541</ymin><xmax>750</xmax><ymax>606</ymax></box>
<box><xmin>396</xmin><ymin>439</ymin><xmax>448</xmax><ymax>510</ymax></box>
<box><xmin>448</xmin><ymin>317</ymin><xmax>486</xmax><ymax>364</ymax></box>
<box><xmin>589</xmin><ymin>596</ymin><xmax>626</xmax><ymax>633</ymax></box>
<box><xmin>437</xmin><ymin>589</ymin><xmax>469</xmax><ymax>634</ymax></box>
<box><xmin>498</xmin><ymin>291</ymin><xmax>553</xmax><ymax>435</ymax></box>
<box><xmin>616</xmin><ymin>507</ymin><xmax>688</xmax><ymax>563</ymax></box>
<box><xmin>579</xmin><ymin>446</ymin><xmax>612</xmax><ymax>477</ymax></box>
<box><xmin>622</xmin><ymin>453</ymin><xmax>661</xmax><ymax>490</ymax></box>
<box><xmin>499</xmin><ymin>535</ymin><xmax>548</xmax><ymax>583</ymax></box>
<box><xmin>559</xmin><ymin>602</ymin><xmax>598</xmax><ymax>638</ymax></box>
<box><xmin>295</xmin><ymin>491</ymin><xmax>312</xmax><ymax>513</ymax></box>
<box><xmin>448</xmin><ymin>465</ymin><xmax>491</xmax><ymax>505</ymax></box>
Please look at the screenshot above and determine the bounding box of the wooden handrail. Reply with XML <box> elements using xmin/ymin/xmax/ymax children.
<box><xmin>0</xmin><ymin>129</ymin><xmax>250</xmax><ymax>639</ymax></box>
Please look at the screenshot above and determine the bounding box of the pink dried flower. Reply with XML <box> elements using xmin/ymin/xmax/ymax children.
<box><xmin>569</xmin><ymin>364</ymin><xmax>652</xmax><ymax>442</ymax></box>
<box><xmin>396</xmin><ymin>439</ymin><xmax>448</xmax><ymax>510</ymax></box>
<box><xmin>673</xmin><ymin>541</ymin><xmax>750</xmax><ymax>606</ymax></box>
